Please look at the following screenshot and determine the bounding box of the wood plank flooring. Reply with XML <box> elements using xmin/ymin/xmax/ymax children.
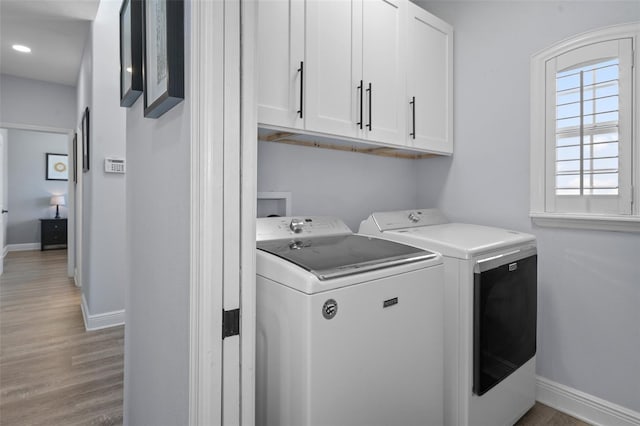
<box><xmin>0</xmin><ymin>250</ymin><xmax>124</xmax><ymax>426</ymax></box>
<box><xmin>0</xmin><ymin>250</ymin><xmax>589</xmax><ymax>426</ymax></box>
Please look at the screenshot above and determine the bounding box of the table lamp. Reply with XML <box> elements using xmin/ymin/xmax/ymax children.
<box><xmin>50</xmin><ymin>195</ymin><xmax>65</xmax><ymax>219</ymax></box>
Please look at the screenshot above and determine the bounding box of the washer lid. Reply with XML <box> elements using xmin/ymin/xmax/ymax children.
<box><xmin>257</xmin><ymin>234</ymin><xmax>438</xmax><ymax>280</ymax></box>
<box><xmin>388</xmin><ymin>223</ymin><xmax>536</xmax><ymax>259</ymax></box>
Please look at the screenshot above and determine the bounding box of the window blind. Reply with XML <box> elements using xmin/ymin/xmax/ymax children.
<box><xmin>555</xmin><ymin>59</ymin><xmax>620</xmax><ymax>196</ymax></box>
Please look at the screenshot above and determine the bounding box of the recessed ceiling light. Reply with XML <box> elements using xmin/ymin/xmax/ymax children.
<box><xmin>12</xmin><ymin>44</ymin><xmax>31</xmax><ymax>53</ymax></box>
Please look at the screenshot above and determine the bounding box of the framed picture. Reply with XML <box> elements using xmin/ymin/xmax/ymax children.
<box><xmin>46</xmin><ymin>153</ymin><xmax>69</xmax><ymax>181</ymax></box>
<box><xmin>142</xmin><ymin>0</ymin><xmax>184</xmax><ymax>118</ymax></box>
<box><xmin>120</xmin><ymin>0</ymin><xmax>143</xmax><ymax>107</ymax></box>
<box><xmin>82</xmin><ymin>107</ymin><xmax>90</xmax><ymax>172</ymax></box>
<box><xmin>73</xmin><ymin>132</ymin><xmax>78</xmax><ymax>183</ymax></box>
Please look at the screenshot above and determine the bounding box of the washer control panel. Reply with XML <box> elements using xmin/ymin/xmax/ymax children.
<box><xmin>256</xmin><ymin>216</ymin><xmax>352</xmax><ymax>241</ymax></box>
<box><xmin>360</xmin><ymin>208</ymin><xmax>449</xmax><ymax>232</ymax></box>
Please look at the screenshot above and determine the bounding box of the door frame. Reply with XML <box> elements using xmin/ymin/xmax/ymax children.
<box><xmin>188</xmin><ymin>0</ymin><xmax>257</xmax><ymax>424</ymax></box>
<box><xmin>0</xmin><ymin>122</ymin><xmax>76</xmax><ymax>279</ymax></box>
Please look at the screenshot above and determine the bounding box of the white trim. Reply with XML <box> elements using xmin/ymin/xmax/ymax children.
<box><xmin>0</xmin><ymin>121</ymin><xmax>71</xmax><ymax>135</ymax></box>
<box><xmin>80</xmin><ymin>294</ymin><xmax>125</xmax><ymax>331</ymax></box>
<box><xmin>74</xmin><ymin>268</ymin><xmax>81</xmax><ymax>288</ymax></box>
<box><xmin>241</xmin><ymin>0</ymin><xmax>258</xmax><ymax>423</ymax></box>
<box><xmin>189</xmin><ymin>0</ymin><xmax>225</xmax><ymax>424</ymax></box>
<box><xmin>7</xmin><ymin>243</ymin><xmax>40</xmax><ymax>251</ymax></box>
<box><xmin>536</xmin><ymin>376</ymin><xmax>640</xmax><ymax>426</ymax></box>
<box><xmin>531</xmin><ymin>212</ymin><xmax>640</xmax><ymax>232</ymax></box>
<box><xmin>3</xmin><ymin>245</ymin><xmax>8</xmax><ymax>258</ymax></box>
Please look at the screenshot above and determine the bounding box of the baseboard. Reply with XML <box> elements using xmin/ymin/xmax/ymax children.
<box><xmin>7</xmin><ymin>243</ymin><xmax>40</xmax><ymax>252</ymax></box>
<box><xmin>81</xmin><ymin>294</ymin><xmax>125</xmax><ymax>331</ymax></box>
<box><xmin>537</xmin><ymin>376</ymin><xmax>640</xmax><ymax>426</ymax></box>
<box><xmin>74</xmin><ymin>268</ymin><xmax>80</xmax><ymax>288</ymax></box>
<box><xmin>3</xmin><ymin>245</ymin><xmax>8</xmax><ymax>258</ymax></box>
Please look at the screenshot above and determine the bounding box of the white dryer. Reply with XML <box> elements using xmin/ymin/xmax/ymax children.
<box><xmin>256</xmin><ymin>216</ymin><xmax>444</xmax><ymax>426</ymax></box>
<box><xmin>359</xmin><ymin>209</ymin><xmax>537</xmax><ymax>426</ymax></box>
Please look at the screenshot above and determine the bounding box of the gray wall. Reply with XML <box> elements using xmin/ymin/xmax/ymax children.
<box><xmin>417</xmin><ymin>0</ymin><xmax>640</xmax><ymax>411</ymax></box>
<box><xmin>73</xmin><ymin>0</ymin><xmax>127</xmax><ymax>320</ymax></box>
<box><xmin>258</xmin><ymin>142</ymin><xmax>419</xmax><ymax>230</ymax></box>
<box><xmin>1</xmin><ymin>128</ymin><xmax>8</xmax><ymax>250</ymax></box>
<box><xmin>0</xmin><ymin>74</ymin><xmax>77</xmax><ymax>130</ymax></box>
<box><xmin>6</xmin><ymin>129</ymin><xmax>68</xmax><ymax>245</ymax></box>
<box><xmin>123</xmin><ymin>4</ymin><xmax>191</xmax><ymax>424</ymax></box>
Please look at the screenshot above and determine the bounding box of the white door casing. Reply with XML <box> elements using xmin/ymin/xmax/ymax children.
<box><xmin>189</xmin><ymin>0</ymin><xmax>257</xmax><ymax>424</ymax></box>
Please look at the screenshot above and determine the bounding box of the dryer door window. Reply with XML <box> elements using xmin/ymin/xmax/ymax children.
<box><xmin>473</xmin><ymin>253</ymin><xmax>537</xmax><ymax>396</ymax></box>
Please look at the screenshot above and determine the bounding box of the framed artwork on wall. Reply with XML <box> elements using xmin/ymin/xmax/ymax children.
<box><xmin>73</xmin><ymin>132</ymin><xmax>77</xmax><ymax>183</ymax></box>
<box><xmin>46</xmin><ymin>153</ymin><xmax>69</xmax><ymax>181</ymax></box>
<box><xmin>120</xmin><ymin>0</ymin><xmax>143</xmax><ymax>107</ymax></box>
<box><xmin>82</xmin><ymin>107</ymin><xmax>90</xmax><ymax>172</ymax></box>
<box><xmin>143</xmin><ymin>0</ymin><xmax>184</xmax><ymax>118</ymax></box>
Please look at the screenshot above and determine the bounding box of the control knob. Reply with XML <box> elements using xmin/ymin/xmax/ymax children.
<box><xmin>289</xmin><ymin>218</ymin><xmax>305</xmax><ymax>233</ymax></box>
<box><xmin>408</xmin><ymin>212</ymin><xmax>421</xmax><ymax>223</ymax></box>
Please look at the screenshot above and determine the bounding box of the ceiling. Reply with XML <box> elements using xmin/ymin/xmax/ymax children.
<box><xmin>0</xmin><ymin>0</ymin><xmax>100</xmax><ymax>86</ymax></box>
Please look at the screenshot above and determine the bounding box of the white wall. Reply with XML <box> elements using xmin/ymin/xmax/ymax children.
<box><xmin>258</xmin><ymin>141</ymin><xmax>419</xmax><ymax>230</ymax></box>
<box><xmin>417</xmin><ymin>0</ymin><xmax>640</xmax><ymax>412</ymax></box>
<box><xmin>6</xmin><ymin>129</ymin><xmax>68</xmax><ymax>244</ymax></box>
<box><xmin>123</xmin><ymin>5</ymin><xmax>191</xmax><ymax>425</ymax></box>
<box><xmin>0</xmin><ymin>74</ymin><xmax>77</xmax><ymax>130</ymax></box>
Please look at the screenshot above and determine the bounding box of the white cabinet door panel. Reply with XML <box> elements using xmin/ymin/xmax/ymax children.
<box><xmin>305</xmin><ymin>0</ymin><xmax>361</xmax><ymax>137</ymax></box>
<box><xmin>362</xmin><ymin>0</ymin><xmax>406</xmax><ymax>144</ymax></box>
<box><xmin>257</xmin><ymin>0</ymin><xmax>304</xmax><ymax>129</ymax></box>
<box><xmin>407</xmin><ymin>3</ymin><xmax>453</xmax><ymax>154</ymax></box>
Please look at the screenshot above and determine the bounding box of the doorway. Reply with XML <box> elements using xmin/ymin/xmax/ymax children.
<box><xmin>0</xmin><ymin>124</ymin><xmax>76</xmax><ymax>278</ymax></box>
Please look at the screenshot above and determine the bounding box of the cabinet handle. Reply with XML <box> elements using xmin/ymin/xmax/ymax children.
<box><xmin>410</xmin><ymin>96</ymin><xmax>416</xmax><ymax>139</ymax></box>
<box><xmin>366</xmin><ymin>82</ymin><xmax>372</xmax><ymax>131</ymax></box>
<box><xmin>357</xmin><ymin>80</ymin><xmax>363</xmax><ymax>129</ymax></box>
<box><xmin>297</xmin><ymin>61</ymin><xmax>304</xmax><ymax>119</ymax></box>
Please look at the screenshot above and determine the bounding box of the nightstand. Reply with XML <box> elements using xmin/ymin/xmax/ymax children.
<box><xmin>40</xmin><ymin>218</ymin><xmax>68</xmax><ymax>251</ymax></box>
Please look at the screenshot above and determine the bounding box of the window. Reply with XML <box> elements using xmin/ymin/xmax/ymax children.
<box><xmin>530</xmin><ymin>24</ymin><xmax>640</xmax><ymax>232</ymax></box>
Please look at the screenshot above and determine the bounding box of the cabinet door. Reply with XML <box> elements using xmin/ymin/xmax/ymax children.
<box><xmin>305</xmin><ymin>0</ymin><xmax>361</xmax><ymax>138</ymax></box>
<box><xmin>407</xmin><ymin>3</ymin><xmax>453</xmax><ymax>154</ymax></box>
<box><xmin>257</xmin><ymin>0</ymin><xmax>304</xmax><ymax>129</ymax></box>
<box><xmin>362</xmin><ymin>0</ymin><xmax>406</xmax><ymax>145</ymax></box>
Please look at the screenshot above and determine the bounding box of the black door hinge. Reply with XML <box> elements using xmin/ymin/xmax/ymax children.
<box><xmin>222</xmin><ymin>308</ymin><xmax>240</xmax><ymax>339</ymax></box>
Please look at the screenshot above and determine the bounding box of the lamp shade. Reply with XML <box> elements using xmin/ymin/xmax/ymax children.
<box><xmin>50</xmin><ymin>195</ymin><xmax>66</xmax><ymax>206</ymax></box>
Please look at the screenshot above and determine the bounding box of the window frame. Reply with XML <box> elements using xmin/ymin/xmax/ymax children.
<box><xmin>530</xmin><ymin>23</ymin><xmax>640</xmax><ymax>232</ymax></box>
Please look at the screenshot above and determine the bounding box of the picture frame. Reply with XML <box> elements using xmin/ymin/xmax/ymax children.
<box><xmin>73</xmin><ymin>132</ymin><xmax>78</xmax><ymax>183</ymax></box>
<box><xmin>120</xmin><ymin>0</ymin><xmax>143</xmax><ymax>107</ymax></box>
<box><xmin>82</xmin><ymin>107</ymin><xmax>90</xmax><ymax>172</ymax></box>
<box><xmin>142</xmin><ymin>0</ymin><xmax>184</xmax><ymax>119</ymax></box>
<box><xmin>46</xmin><ymin>153</ymin><xmax>69</xmax><ymax>181</ymax></box>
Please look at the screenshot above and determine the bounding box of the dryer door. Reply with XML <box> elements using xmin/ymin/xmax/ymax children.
<box><xmin>473</xmin><ymin>248</ymin><xmax>537</xmax><ymax>396</ymax></box>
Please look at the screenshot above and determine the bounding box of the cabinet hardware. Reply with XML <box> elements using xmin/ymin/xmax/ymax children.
<box><xmin>366</xmin><ymin>82</ymin><xmax>372</xmax><ymax>131</ymax></box>
<box><xmin>357</xmin><ymin>80</ymin><xmax>364</xmax><ymax>129</ymax></box>
<box><xmin>297</xmin><ymin>61</ymin><xmax>304</xmax><ymax>119</ymax></box>
<box><xmin>410</xmin><ymin>96</ymin><xmax>416</xmax><ymax>139</ymax></box>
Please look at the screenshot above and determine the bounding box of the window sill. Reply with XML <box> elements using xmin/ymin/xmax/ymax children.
<box><xmin>530</xmin><ymin>212</ymin><xmax>640</xmax><ymax>233</ymax></box>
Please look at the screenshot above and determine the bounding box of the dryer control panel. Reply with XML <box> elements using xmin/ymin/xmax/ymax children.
<box><xmin>359</xmin><ymin>209</ymin><xmax>449</xmax><ymax>233</ymax></box>
<box><xmin>256</xmin><ymin>216</ymin><xmax>352</xmax><ymax>242</ymax></box>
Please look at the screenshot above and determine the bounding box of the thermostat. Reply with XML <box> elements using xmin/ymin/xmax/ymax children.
<box><xmin>105</xmin><ymin>157</ymin><xmax>126</xmax><ymax>174</ymax></box>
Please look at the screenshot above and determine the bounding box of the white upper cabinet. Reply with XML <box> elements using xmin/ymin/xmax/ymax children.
<box><xmin>305</xmin><ymin>0</ymin><xmax>360</xmax><ymax>138</ymax></box>
<box><xmin>406</xmin><ymin>2</ymin><xmax>453</xmax><ymax>154</ymax></box>
<box><xmin>361</xmin><ymin>0</ymin><xmax>406</xmax><ymax>145</ymax></box>
<box><xmin>257</xmin><ymin>0</ymin><xmax>305</xmax><ymax>129</ymax></box>
<box><xmin>258</xmin><ymin>0</ymin><xmax>453</xmax><ymax>155</ymax></box>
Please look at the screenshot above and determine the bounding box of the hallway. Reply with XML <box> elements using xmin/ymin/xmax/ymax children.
<box><xmin>0</xmin><ymin>250</ymin><xmax>123</xmax><ymax>425</ymax></box>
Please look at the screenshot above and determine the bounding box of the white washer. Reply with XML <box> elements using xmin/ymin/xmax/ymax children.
<box><xmin>359</xmin><ymin>209</ymin><xmax>537</xmax><ymax>426</ymax></box>
<box><xmin>256</xmin><ymin>216</ymin><xmax>445</xmax><ymax>426</ymax></box>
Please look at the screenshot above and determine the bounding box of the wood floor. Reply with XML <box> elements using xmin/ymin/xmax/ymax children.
<box><xmin>0</xmin><ymin>250</ymin><xmax>589</xmax><ymax>426</ymax></box>
<box><xmin>0</xmin><ymin>250</ymin><xmax>124</xmax><ymax>426</ymax></box>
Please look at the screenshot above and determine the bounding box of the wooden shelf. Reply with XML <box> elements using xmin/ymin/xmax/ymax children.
<box><xmin>258</xmin><ymin>128</ymin><xmax>441</xmax><ymax>160</ymax></box>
